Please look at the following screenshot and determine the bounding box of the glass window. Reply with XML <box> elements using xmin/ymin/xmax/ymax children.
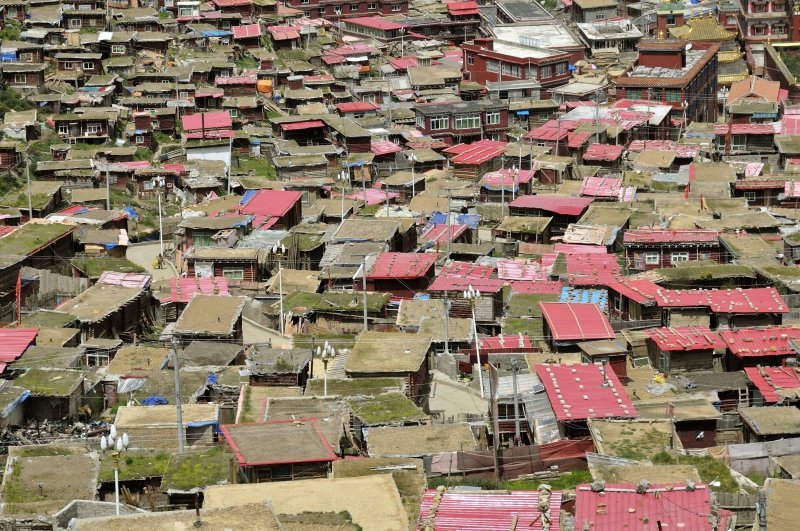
<box><xmin>626</xmin><ymin>88</ymin><xmax>642</xmax><ymax>100</ymax></box>
<box><xmin>14</xmin><ymin>74</ymin><xmax>26</xmax><ymax>84</ymax></box>
<box><xmin>367</xmin><ymin>2</ymin><xmax>376</xmax><ymax>8</ymax></box>
<box><xmin>192</xmin><ymin>233</ymin><xmax>213</xmax><ymax>247</ymax></box>
<box><xmin>486</xmin><ymin>112</ymin><xmax>500</xmax><ymax>125</ymax></box>
<box><xmin>83</xmin><ymin>61</ymin><xmax>94</xmax><ymax>70</ymax></box>
<box><xmin>135</xmin><ymin>135</ymin><xmax>144</xmax><ymax>144</ymax></box>
<box><xmin>455</xmin><ymin>113</ymin><xmax>480</xmax><ymax>129</ymax></box>
<box><xmin>645</xmin><ymin>252</ymin><xmax>660</xmax><ymax>265</ymax></box>
<box><xmin>540</xmin><ymin>65</ymin><xmax>552</xmax><ymax>78</ymax></box>
<box><xmin>467</xmin><ymin>56</ymin><xmax>474</xmax><ymax>65</ymax></box>
<box><xmin>556</xmin><ymin>63</ymin><xmax>567</xmax><ymax>75</ymax></box>
<box><xmin>666</xmin><ymin>89</ymin><xmax>682</xmax><ymax>102</ymax></box>
<box><xmin>671</xmin><ymin>252</ymin><xmax>689</xmax><ymax>263</ymax></box>
<box><xmin>744</xmin><ymin>191</ymin><xmax>756</xmax><ymax>204</ymax></box>
<box><xmin>223</xmin><ymin>268</ymin><xmax>244</xmax><ymax>279</ymax></box>
<box><xmin>69</xmin><ymin>18</ymin><xmax>82</xmax><ymax>27</ymax></box>
<box><xmin>501</xmin><ymin>63</ymin><xmax>520</xmax><ymax>77</ymax></box>
<box><xmin>391</xmin><ymin>4</ymin><xmax>401</xmax><ymax>10</ymax></box>
<box><xmin>87</xmin><ymin>123</ymin><xmax>102</xmax><ymax>134</ymax></box>
<box><xmin>111</xmin><ymin>45</ymin><xmax>125</xmax><ymax>54</ymax></box>
<box><xmin>487</xmin><ymin>60</ymin><xmax>499</xmax><ymax>73</ymax></box>
<box><xmin>317</xmin><ymin>6</ymin><xmax>325</xmax><ymax>14</ymax></box>
<box><xmin>659</xmin><ymin>351</ymin><xmax>669</xmax><ymax>372</ymax></box>
<box><xmin>58</xmin><ymin>124</ymin><xmax>69</xmax><ymax>135</ymax></box>
<box><xmin>429</xmin><ymin>116</ymin><xmax>449</xmax><ymax>130</ymax></box>
<box><xmin>229</xmin><ymin>109</ymin><xmax>238</xmax><ymax>117</ymax></box>
<box><xmin>350</xmin><ymin>3</ymin><xmax>359</xmax><ymax>10</ymax></box>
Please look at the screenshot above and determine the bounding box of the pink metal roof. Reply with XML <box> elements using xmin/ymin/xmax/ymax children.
<box><xmin>232</xmin><ymin>23</ymin><xmax>261</xmax><ymax>39</ymax></box>
<box><xmin>734</xmin><ymin>179</ymin><xmax>786</xmax><ymax>190</ymax></box>
<box><xmin>496</xmin><ymin>259</ymin><xmax>548</xmax><ymax>281</ymax></box>
<box><xmin>57</xmin><ymin>205</ymin><xmax>91</xmax><ymax>216</ymax></box>
<box><xmin>346</xmin><ymin>16</ymin><xmax>407</xmax><ymax>30</ymax></box>
<box><xmin>428</xmin><ymin>276</ymin><xmax>505</xmax><ymax>293</ymax></box>
<box><xmin>97</xmin><ymin>271</ymin><xmax>151</xmax><ymax>288</ymax></box>
<box><xmin>553</xmin><ymin>243</ymin><xmax>607</xmax><ymax>255</ymax></box>
<box><xmin>481</xmin><ymin>168</ymin><xmax>535</xmax><ymax>187</ymax></box>
<box><xmin>628</xmin><ymin>139</ymin><xmax>698</xmax><ymax>158</ymax></box>
<box><xmin>623</xmin><ymin>228</ymin><xmax>720</xmax><ymax>244</ymax></box>
<box><xmin>168</xmin><ymin>276</ymin><xmax>229</xmax><ymax>303</ymax></box>
<box><xmin>538</xmin><ymin>303</ymin><xmax>615</xmax><ymax>342</ymax></box>
<box><xmin>565</xmin><ymin>253</ymin><xmax>620</xmax><ymax>285</ymax></box>
<box><xmin>719</xmin><ymin>326</ymin><xmax>800</xmax><ymax>359</ymax></box>
<box><xmin>239</xmin><ymin>189</ymin><xmax>302</xmax><ymax>218</ymax></box>
<box><xmin>303</xmin><ymin>74</ymin><xmax>335</xmax><ymax>83</ymax></box>
<box><xmin>567</xmin><ymin>131</ymin><xmax>592</xmax><ymax>148</ymax></box>
<box><xmin>582</xmin><ymin>143</ymin><xmax>624</xmax><ymax>162</ymax></box>
<box><xmin>535</xmin><ymin>363</ymin><xmax>636</xmax><ymax>420</ymax></box>
<box><xmin>368</xmin><ymin>252</ymin><xmax>437</xmax><ymax>279</ymax></box>
<box><xmin>184</xmin><ymin>130</ymin><xmax>234</xmax><ymax>139</ymax></box>
<box><xmin>371</xmin><ymin>140</ymin><xmax>403</xmax><ymax>156</ymax></box>
<box><xmin>713</xmin><ymin>122</ymin><xmax>779</xmax><ymax>135</ymax></box>
<box><xmin>280</xmin><ymin>120</ymin><xmax>325</xmax><ymax>132</ymax></box>
<box><xmin>417</xmin><ymin>489</ymin><xmax>561</xmax><ymax>530</ymax></box>
<box><xmin>654</xmin><ymin>287</ymin><xmax>788</xmax><ymax>314</ymax></box>
<box><xmin>446</xmin><ymin>140</ymin><xmax>507</xmax><ymax>165</ymax></box>
<box><xmin>509</xmin><ymin>195</ymin><xmax>593</xmax><ymax>216</ymax></box>
<box><xmin>337</xmin><ymin>101</ymin><xmax>381</xmax><ymax>113</ymax></box>
<box><xmin>579</xmin><ymin>176</ymin><xmax>623</xmax><ymax>198</ymax></box>
<box><xmin>575</xmin><ymin>483</ymin><xmax>713</xmax><ymax>531</ymax></box>
<box><xmin>346</xmin><ymin>188</ymin><xmax>399</xmax><ymax>205</ymax></box>
<box><xmin>0</xmin><ymin>328</ymin><xmax>38</xmax><ymax>363</ymax></box>
<box><xmin>210</xmin><ymin>0</ymin><xmax>250</xmax><ymax>5</ymax></box>
<box><xmin>215</xmin><ymin>75</ymin><xmax>257</xmax><ymax>86</ymax></box>
<box><xmin>422</xmin><ymin>223</ymin><xmax>467</xmax><ymax>243</ymax></box>
<box><xmin>510</xmin><ymin>280</ymin><xmax>564</xmax><ymax>294</ymax></box>
<box><xmin>478</xmin><ymin>334</ymin><xmax>534</xmax><ymax>350</ymax></box>
<box><xmin>181</xmin><ymin>111</ymin><xmax>232</xmax><ymax>132</ymax></box>
<box><xmin>389</xmin><ymin>56</ymin><xmax>418</xmax><ymax>70</ymax></box>
<box><xmin>785</xmin><ymin>181</ymin><xmax>800</xmax><ymax>198</ymax></box>
<box><xmin>441</xmin><ymin>261</ymin><xmax>494</xmax><ymax>279</ymax></box>
<box><xmin>744</xmin><ymin>366</ymin><xmax>800</xmax><ymax>403</ymax></box>
<box><xmin>645</xmin><ymin>326</ymin><xmax>724</xmax><ymax>352</ymax></box>
<box><xmin>604</xmin><ymin>278</ymin><xmax>661</xmax><ymax>305</ymax></box>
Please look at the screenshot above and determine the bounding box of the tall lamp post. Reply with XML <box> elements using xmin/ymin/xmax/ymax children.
<box><xmin>464</xmin><ymin>284</ymin><xmax>485</xmax><ymax>398</ymax></box>
<box><xmin>153</xmin><ymin>176</ymin><xmax>165</xmax><ymax>256</ymax></box>
<box><xmin>408</xmin><ymin>152</ymin><xmax>417</xmax><ymax>199</ymax></box>
<box><xmin>317</xmin><ymin>341</ymin><xmax>336</xmax><ymax>397</ymax></box>
<box><xmin>272</xmin><ymin>243</ymin><xmax>286</xmax><ymax>335</ymax></box>
<box><xmin>336</xmin><ymin>170</ymin><xmax>348</xmax><ymax>227</ymax></box>
<box><xmin>100</xmin><ymin>424</ymin><xmax>130</xmax><ymax>516</ymax></box>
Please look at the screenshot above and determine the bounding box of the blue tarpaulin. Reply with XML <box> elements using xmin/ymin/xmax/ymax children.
<box><xmin>516</xmin><ymin>110</ymin><xmax>529</xmax><ymax>116</ymax></box>
<box><xmin>0</xmin><ymin>389</ymin><xmax>28</xmax><ymax>419</ymax></box>
<box><xmin>102</xmin><ymin>243</ymin><xmax>118</xmax><ymax>250</ymax></box>
<box><xmin>142</xmin><ymin>396</ymin><xmax>168</xmax><ymax>406</ymax></box>
<box><xmin>560</xmin><ymin>287</ymin><xmax>608</xmax><ymax>310</ymax></box>
<box><xmin>201</xmin><ymin>30</ymin><xmax>232</xmax><ymax>37</ymax></box>
<box><xmin>206</xmin><ymin>373</ymin><xmax>218</xmax><ymax>385</ymax></box>
<box><xmin>1</xmin><ymin>52</ymin><xmax>17</xmax><ymax>62</ymax></box>
<box><xmin>123</xmin><ymin>207</ymin><xmax>138</xmax><ymax>219</ymax></box>
<box><xmin>186</xmin><ymin>420</ymin><xmax>218</xmax><ymax>428</ymax></box>
<box><xmin>240</xmin><ymin>189</ymin><xmax>258</xmax><ymax>205</ymax></box>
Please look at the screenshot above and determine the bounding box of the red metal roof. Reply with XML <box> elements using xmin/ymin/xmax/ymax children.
<box><xmin>389</xmin><ymin>56</ymin><xmax>418</xmax><ymax>70</ymax></box>
<box><xmin>496</xmin><ymin>259</ymin><xmax>548</xmax><ymax>281</ymax></box>
<box><xmin>575</xmin><ymin>483</ymin><xmax>714</xmax><ymax>531</ymax></box>
<box><xmin>346</xmin><ymin>189</ymin><xmax>398</xmax><ymax>205</ymax></box>
<box><xmin>417</xmin><ymin>489</ymin><xmax>562</xmax><ymax>530</ymax></box>
<box><xmin>510</xmin><ymin>280</ymin><xmax>564</xmax><ymax>294</ymax></box>
<box><xmin>215</xmin><ymin>75</ymin><xmax>257</xmax><ymax>86</ymax></box>
<box><xmin>422</xmin><ymin>223</ymin><xmax>467</xmax><ymax>243</ymax></box>
<box><xmin>744</xmin><ymin>366</ymin><xmax>800</xmax><ymax>403</ymax></box>
<box><xmin>446</xmin><ymin>140</ymin><xmax>507</xmax><ymax>165</ymax></box>
<box><xmin>441</xmin><ymin>261</ymin><xmax>494</xmax><ymax>279</ymax></box>
<box><xmin>428</xmin><ymin>275</ymin><xmax>505</xmax><ymax>293</ymax></box>
<box><xmin>280</xmin><ymin>120</ymin><xmax>325</xmax><ymax>132</ymax></box>
<box><xmin>232</xmin><ymin>23</ymin><xmax>261</xmax><ymax>39</ymax></box>
<box><xmin>168</xmin><ymin>276</ymin><xmax>229</xmax><ymax>303</ymax></box>
<box><xmin>565</xmin><ymin>253</ymin><xmax>620</xmax><ymax>286</ymax></box>
<box><xmin>337</xmin><ymin>101</ymin><xmax>381</xmax><ymax>113</ymax></box>
<box><xmin>239</xmin><ymin>189</ymin><xmax>302</xmax><ymax>218</ymax></box>
<box><xmin>0</xmin><ymin>328</ymin><xmax>38</xmax><ymax>363</ymax></box>
<box><xmin>367</xmin><ymin>252</ymin><xmax>437</xmax><ymax>279</ymax></box>
<box><xmin>210</xmin><ymin>0</ymin><xmax>250</xmax><ymax>5</ymax></box>
<box><xmin>509</xmin><ymin>195</ymin><xmax>593</xmax><ymax>216</ymax></box>
<box><xmin>346</xmin><ymin>16</ymin><xmax>407</xmax><ymax>30</ymax></box>
<box><xmin>538</xmin><ymin>303</ymin><xmax>615</xmax><ymax>342</ymax></box>
<box><xmin>719</xmin><ymin>326</ymin><xmax>800</xmax><ymax>359</ymax></box>
<box><xmin>645</xmin><ymin>326</ymin><xmax>724</xmax><ymax>352</ymax></box>
<box><xmin>604</xmin><ymin>278</ymin><xmax>661</xmax><ymax>305</ymax></box>
<box><xmin>582</xmin><ymin>143</ymin><xmax>625</xmax><ymax>162</ymax></box>
<box><xmin>654</xmin><ymin>287</ymin><xmax>788</xmax><ymax>314</ymax></box>
<box><xmin>481</xmin><ymin>169</ymin><xmax>535</xmax><ymax>187</ymax></box>
<box><xmin>371</xmin><ymin>140</ymin><xmax>403</xmax><ymax>156</ymax></box>
<box><xmin>478</xmin><ymin>334</ymin><xmax>534</xmax><ymax>350</ymax></box>
<box><xmin>623</xmin><ymin>228</ymin><xmax>720</xmax><ymax>244</ymax></box>
<box><xmin>713</xmin><ymin>122</ymin><xmax>779</xmax><ymax>135</ymax></box>
<box><xmin>628</xmin><ymin>139</ymin><xmax>698</xmax><ymax>158</ymax></box>
<box><xmin>181</xmin><ymin>111</ymin><xmax>232</xmax><ymax>132</ymax></box>
<box><xmin>579</xmin><ymin>176</ymin><xmax>623</xmax><ymax>198</ymax></box>
<box><xmin>567</xmin><ymin>131</ymin><xmax>592</xmax><ymax>148</ymax></box>
<box><xmin>184</xmin><ymin>130</ymin><xmax>235</xmax><ymax>139</ymax></box>
<box><xmin>553</xmin><ymin>243</ymin><xmax>608</xmax><ymax>255</ymax></box>
<box><xmin>535</xmin><ymin>363</ymin><xmax>636</xmax><ymax>420</ymax></box>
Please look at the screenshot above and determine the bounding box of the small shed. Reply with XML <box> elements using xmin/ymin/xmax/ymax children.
<box><xmin>644</xmin><ymin>326</ymin><xmax>725</xmax><ymax>375</ymax></box>
<box><xmin>539</xmin><ymin>302</ymin><xmax>615</xmax><ymax>351</ymax></box>
<box><xmin>634</xmin><ymin>396</ymin><xmax>723</xmax><ymax>449</ymax></box>
<box><xmin>114</xmin><ymin>403</ymin><xmax>219</xmax><ymax>450</ymax></box>
<box><xmin>576</xmin><ymin>339</ymin><xmax>628</xmax><ymax>380</ymax></box>
<box><xmin>246</xmin><ymin>347</ymin><xmax>312</xmax><ymax>387</ymax></box>
<box><xmin>220</xmin><ymin>419</ymin><xmax>338</xmax><ymax>482</ymax></box>
<box><xmin>13</xmin><ymin>368</ymin><xmax>84</xmax><ymax>422</ymax></box>
<box><xmin>345</xmin><ymin>332</ymin><xmax>432</xmax><ymax>399</ymax></box>
<box><xmin>739</xmin><ymin>406</ymin><xmax>800</xmax><ymax>443</ymax></box>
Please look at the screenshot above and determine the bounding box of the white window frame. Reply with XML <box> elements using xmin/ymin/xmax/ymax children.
<box><xmin>135</xmin><ymin>135</ymin><xmax>145</xmax><ymax>144</ymax></box>
<box><xmin>334</xmin><ymin>5</ymin><xmax>342</xmax><ymax>13</ymax></box>
<box><xmin>69</xmin><ymin>18</ymin><xmax>82</xmax><ymax>28</ymax></box>
<box><xmin>64</xmin><ymin>62</ymin><xmax>75</xmax><ymax>70</ymax></box>
<box><xmin>486</xmin><ymin>112</ymin><xmax>500</xmax><ymax>125</ymax></box>
<box><xmin>317</xmin><ymin>7</ymin><xmax>325</xmax><ymax>14</ymax></box>
<box><xmin>391</xmin><ymin>4</ymin><xmax>401</xmax><ymax>10</ymax></box>
<box><xmin>82</xmin><ymin>61</ymin><xmax>94</xmax><ymax>70</ymax></box>
<box><xmin>179</xmin><ymin>90</ymin><xmax>189</xmax><ymax>99</ymax></box>
<box><xmin>350</xmin><ymin>3</ymin><xmax>359</xmax><ymax>10</ymax></box>
<box><xmin>229</xmin><ymin>108</ymin><xmax>238</xmax><ymax>117</ymax></box>
<box><xmin>57</xmin><ymin>124</ymin><xmax>69</xmax><ymax>135</ymax></box>
<box><xmin>429</xmin><ymin>115</ymin><xmax>449</xmax><ymax>130</ymax></box>
<box><xmin>670</xmin><ymin>252</ymin><xmax>689</xmax><ymax>264</ymax></box>
<box><xmin>86</xmin><ymin>123</ymin><xmax>102</xmax><ymax>134</ymax></box>
<box><xmin>744</xmin><ymin>191</ymin><xmax>756</xmax><ymax>204</ymax></box>
<box><xmin>301</xmin><ymin>0</ymin><xmax>309</xmax><ymax>4</ymax></box>
<box><xmin>644</xmin><ymin>252</ymin><xmax>660</xmax><ymax>265</ymax></box>
<box><xmin>19</xmin><ymin>53</ymin><xmax>33</xmax><ymax>62</ymax></box>
<box><xmin>143</xmin><ymin>180</ymin><xmax>156</xmax><ymax>190</ymax></box>
<box><xmin>178</xmin><ymin>7</ymin><xmax>194</xmax><ymax>15</ymax></box>
<box><xmin>164</xmin><ymin>0</ymin><xmax>174</xmax><ymax>6</ymax></box>
<box><xmin>13</xmin><ymin>74</ymin><xmax>27</xmax><ymax>84</ymax></box>
<box><xmin>455</xmin><ymin>113</ymin><xmax>480</xmax><ymax>130</ymax></box>
<box><xmin>222</xmin><ymin>268</ymin><xmax>244</xmax><ymax>280</ymax></box>
<box><xmin>111</xmin><ymin>44</ymin><xmax>125</xmax><ymax>54</ymax></box>
<box><xmin>367</xmin><ymin>2</ymin><xmax>376</xmax><ymax>8</ymax></box>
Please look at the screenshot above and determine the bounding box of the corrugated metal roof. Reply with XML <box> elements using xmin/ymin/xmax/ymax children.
<box><xmin>510</xmin><ymin>280</ymin><xmax>564</xmax><ymax>294</ymax></box>
<box><xmin>623</xmin><ymin>228</ymin><xmax>719</xmax><ymax>244</ymax></box>
<box><xmin>239</xmin><ymin>189</ymin><xmax>303</xmax><ymax>218</ymax></box>
<box><xmin>422</xmin><ymin>223</ymin><xmax>467</xmax><ymax>243</ymax></box>
<box><xmin>574</xmin><ymin>483</ymin><xmax>714</xmax><ymax>531</ymax></box>
<box><xmin>720</xmin><ymin>326</ymin><xmax>800</xmax><ymax>359</ymax></box>
<box><xmin>0</xmin><ymin>328</ymin><xmax>38</xmax><ymax>363</ymax></box>
<box><xmin>181</xmin><ymin>111</ymin><xmax>232</xmax><ymax>132</ymax></box>
<box><xmin>645</xmin><ymin>326</ymin><xmax>724</xmax><ymax>352</ymax></box>
<box><xmin>280</xmin><ymin>120</ymin><xmax>325</xmax><ymax>132</ymax></box>
<box><xmin>417</xmin><ymin>489</ymin><xmax>562</xmax><ymax>531</ymax></box>
<box><xmin>233</xmin><ymin>23</ymin><xmax>261</xmax><ymax>39</ymax></box>
<box><xmin>744</xmin><ymin>366</ymin><xmax>800</xmax><ymax>403</ymax></box>
<box><xmin>579</xmin><ymin>176</ymin><xmax>623</xmax><ymax>197</ymax></box>
<box><xmin>97</xmin><ymin>271</ymin><xmax>151</xmax><ymax>288</ymax></box>
<box><xmin>441</xmin><ymin>261</ymin><xmax>494</xmax><ymax>279</ymax></box>
<box><xmin>428</xmin><ymin>275</ymin><xmax>505</xmax><ymax>293</ymax></box>
<box><xmin>447</xmin><ymin>139</ymin><xmax>507</xmax><ymax>165</ymax></box>
<box><xmin>654</xmin><ymin>287</ymin><xmax>788</xmax><ymax>314</ymax></box>
<box><xmin>496</xmin><ymin>259</ymin><xmax>548</xmax><ymax>281</ymax></box>
<box><xmin>605</xmin><ymin>278</ymin><xmax>661</xmax><ymax>305</ymax></box>
<box><xmin>167</xmin><ymin>276</ymin><xmax>229</xmax><ymax>303</ymax></box>
<box><xmin>582</xmin><ymin>143</ymin><xmax>624</xmax><ymax>161</ymax></box>
<box><xmin>367</xmin><ymin>252</ymin><xmax>437</xmax><ymax>279</ymax></box>
<box><xmin>535</xmin><ymin>362</ymin><xmax>636</xmax><ymax>420</ymax></box>
<box><xmin>538</xmin><ymin>303</ymin><xmax>614</xmax><ymax>342</ymax></box>
<box><xmin>509</xmin><ymin>195</ymin><xmax>593</xmax><ymax>216</ymax></box>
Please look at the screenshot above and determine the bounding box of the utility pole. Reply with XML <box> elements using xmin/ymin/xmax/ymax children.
<box><xmin>511</xmin><ymin>358</ymin><xmax>521</xmax><ymax>446</ymax></box>
<box><xmin>362</xmin><ymin>254</ymin><xmax>368</xmax><ymax>332</ymax></box>
<box><xmin>500</xmin><ymin>154</ymin><xmax>505</xmax><ymax>210</ymax></box>
<box><xmin>594</xmin><ymin>89</ymin><xmax>601</xmax><ymax>144</ymax></box>
<box><xmin>443</xmin><ymin>294</ymin><xmax>450</xmax><ymax>358</ymax></box>
<box><xmin>105</xmin><ymin>160</ymin><xmax>111</xmax><ymax>210</ymax></box>
<box><xmin>25</xmin><ymin>154</ymin><xmax>32</xmax><ymax>220</ymax></box>
<box><xmin>171</xmin><ymin>336</ymin><xmax>185</xmax><ymax>454</ymax></box>
<box><xmin>227</xmin><ymin>135</ymin><xmax>233</xmax><ymax>195</ymax></box>
<box><xmin>445</xmin><ymin>188</ymin><xmax>452</xmax><ymax>259</ymax></box>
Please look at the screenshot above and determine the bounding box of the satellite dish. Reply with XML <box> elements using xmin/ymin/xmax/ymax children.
<box><xmin>685</xmin><ymin>43</ymin><xmax>693</xmax><ymax>51</ymax></box>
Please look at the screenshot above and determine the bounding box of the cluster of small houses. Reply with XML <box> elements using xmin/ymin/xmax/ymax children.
<box><xmin>5</xmin><ymin>0</ymin><xmax>800</xmax><ymax>527</ymax></box>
